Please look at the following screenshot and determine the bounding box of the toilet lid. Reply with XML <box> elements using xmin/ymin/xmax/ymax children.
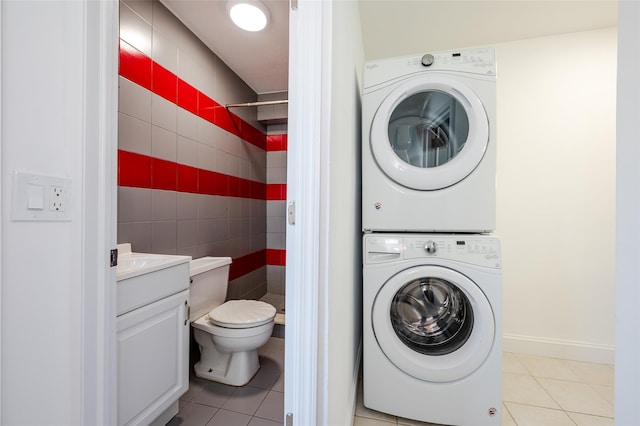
<box><xmin>207</xmin><ymin>300</ymin><xmax>276</xmax><ymax>328</ymax></box>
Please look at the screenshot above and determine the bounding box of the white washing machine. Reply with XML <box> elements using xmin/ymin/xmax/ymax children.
<box><xmin>363</xmin><ymin>233</ymin><xmax>502</xmax><ymax>425</ymax></box>
<box><xmin>362</xmin><ymin>48</ymin><xmax>496</xmax><ymax>233</ymax></box>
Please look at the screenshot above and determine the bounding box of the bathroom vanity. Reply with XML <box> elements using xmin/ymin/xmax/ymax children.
<box><xmin>116</xmin><ymin>244</ymin><xmax>191</xmax><ymax>426</ymax></box>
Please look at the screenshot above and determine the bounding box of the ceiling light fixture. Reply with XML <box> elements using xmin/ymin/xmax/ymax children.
<box><xmin>227</xmin><ymin>0</ymin><xmax>270</xmax><ymax>32</ymax></box>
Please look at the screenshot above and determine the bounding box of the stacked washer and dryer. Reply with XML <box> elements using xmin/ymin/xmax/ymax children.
<box><xmin>361</xmin><ymin>48</ymin><xmax>502</xmax><ymax>425</ymax></box>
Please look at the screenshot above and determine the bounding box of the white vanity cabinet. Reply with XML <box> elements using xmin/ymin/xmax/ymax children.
<box><xmin>115</xmin><ymin>245</ymin><xmax>191</xmax><ymax>426</ymax></box>
<box><xmin>117</xmin><ymin>289</ymin><xmax>189</xmax><ymax>426</ymax></box>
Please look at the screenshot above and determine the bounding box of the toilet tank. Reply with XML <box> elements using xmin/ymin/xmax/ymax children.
<box><xmin>189</xmin><ymin>257</ymin><xmax>232</xmax><ymax>321</ymax></box>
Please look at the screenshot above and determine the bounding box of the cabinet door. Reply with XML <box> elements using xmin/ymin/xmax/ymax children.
<box><xmin>117</xmin><ymin>290</ymin><xmax>189</xmax><ymax>426</ymax></box>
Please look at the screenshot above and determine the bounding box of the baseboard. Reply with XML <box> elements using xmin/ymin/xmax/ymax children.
<box><xmin>503</xmin><ymin>333</ymin><xmax>614</xmax><ymax>365</ymax></box>
<box><xmin>345</xmin><ymin>338</ymin><xmax>363</xmax><ymax>426</ymax></box>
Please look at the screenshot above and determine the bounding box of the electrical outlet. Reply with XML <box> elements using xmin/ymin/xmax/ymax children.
<box><xmin>12</xmin><ymin>171</ymin><xmax>72</xmax><ymax>221</ymax></box>
<box><xmin>50</xmin><ymin>186</ymin><xmax>66</xmax><ymax>212</ymax></box>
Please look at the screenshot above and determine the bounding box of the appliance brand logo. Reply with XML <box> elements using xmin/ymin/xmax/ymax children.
<box><xmin>374</xmin><ymin>202</ymin><xmax>382</xmax><ymax>210</ymax></box>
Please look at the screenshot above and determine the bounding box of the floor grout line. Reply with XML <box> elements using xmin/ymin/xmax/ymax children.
<box><xmin>177</xmin><ymin>340</ymin><xmax>613</xmax><ymax>426</ymax></box>
<box><xmin>355</xmin><ymin>353</ymin><xmax>614</xmax><ymax>426</ymax></box>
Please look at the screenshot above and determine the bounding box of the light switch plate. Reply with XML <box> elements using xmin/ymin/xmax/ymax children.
<box><xmin>12</xmin><ymin>171</ymin><xmax>72</xmax><ymax>221</ymax></box>
<box><xmin>27</xmin><ymin>184</ymin><xmax>45</xmax><ymax>210</ymax></box>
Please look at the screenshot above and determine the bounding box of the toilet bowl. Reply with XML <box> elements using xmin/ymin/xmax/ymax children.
<box><xmin>189</xmin><ymin>257</ymin><xmax>276</xmax><ymax>386</ymax></box>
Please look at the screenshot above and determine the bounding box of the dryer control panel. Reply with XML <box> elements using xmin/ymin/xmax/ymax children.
<box><xmin>364</xmin><ymin>234</ymin><xmax>501</xmax><ymax>268</ymax></box>
<box><xmin>363</xmin><ymin>47</ymin><xmax>496</xmax><ymax>91</ymax></box>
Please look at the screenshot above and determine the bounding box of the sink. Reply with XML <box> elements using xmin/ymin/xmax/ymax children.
<box><xmin>117</xmin><ymin>255</ymin><xmax>168</xmax><ymax>274</ymax></box>
<box><xmin>117</xmin><ymin>243</ymin><xmax>191</xmax><ymax>281</ymax></box>
<box><xmin>116</xmin><ymin>243</ymin><xmax>191</xmax><ymax>316</ymax></box>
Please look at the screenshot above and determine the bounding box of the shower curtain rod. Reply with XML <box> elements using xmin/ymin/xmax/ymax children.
<box><xmin>225</xmin><ymin>99</ymin><xmax>289</xmax><ymax>108</ymax></box>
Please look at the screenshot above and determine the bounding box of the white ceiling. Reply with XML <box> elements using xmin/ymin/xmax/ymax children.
<box><xmin>160</xmin><ymin>0</ymin><xmax>290</xmax><ymax>95</ymax></box>
<box><xmin>160</xmin><ymin>0</ymin><xmax>618</xmax><ymax>96</ymax></box>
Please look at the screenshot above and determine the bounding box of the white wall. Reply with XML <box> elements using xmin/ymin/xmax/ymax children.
<box><xmin>316</xmin><ymin>1</ymin><xmax>365</xmax><ymax>425</ymax></box>
<box><xmin>2</xmin><ymin>3</ymin><xmax>83</xmax><ymax>422</ymax></box>
<box><xmin>495</xmin><ymin>28</ymin><xmax>617</xmax><ymax>363</ymax></box>
<box><xmin>615</xmin><ymin>0</ymin><xmax>640</xmax><ymax>422</ymax></box>
<box><xmin>1</xmin><ymin>1</ymin><xmax>117</xmax><ymax>424</ymax></box>
<box><xmin>326</xmin><ymin>0</ymin><xmax>365</xmax><ymax>418</ymax></box>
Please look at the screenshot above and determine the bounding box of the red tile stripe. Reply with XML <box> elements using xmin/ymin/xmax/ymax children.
<box><xmin>118</xmin><ymin>150</ymin><xmax>266</xmax><ymax>199</ymax></box>
<box><xmin>119</xmin><ymin>40</ymin><xmax>152</xmax><ymax>90</ymax></box>
<box><xmin>229</xmin><ymin>249</ymin><xmax>285</xmax><ymax>280</ymax></box>
<box><xmin>178</xmin><ymin>79</ymin><xmax>198</xmax><ymax>115</ymax></box>
<box><xmin>267</xmin><ymin>134</ymin><xmax>288</xmax><ymax>151</ymax></box>
<box><xmin>153</xmin><ymin>62</ymin><xmax>177</xmax><ymax>104</ymax></box>
<box><xmin>229</xmin><ymin>250</ymin><xmax>267</xmax><ymax>281</ymax></box>
<box><xmin>266</xmin><ymin>249</ymin><xmax>286</xmax><ymax>266</ymax></box>
<box><xmin>118</xmin><ymin>150</ymin><xmax>152</xmax><ymax>188</ymax></box>
<box><xmin>119</xmin><ymin>39</ymin><xmax>266</xmax><ymax>150</ymax></box>
<box><xmin>227</xmin><ymin>249</ymin><xmax>286</xmax><ymax>281</ymax></box>
<box><xmin>266</xmin><ymin>184</ymin><xmax>287</xmax><ymax>201</ymax></box>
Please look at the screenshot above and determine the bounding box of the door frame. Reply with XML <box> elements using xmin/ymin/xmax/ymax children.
<box><xmin>88</xmin><ymin>0</ymin><xmax>325</xmax><ymax>423</ymax></box>
<box><xmin>81</xmin><ymin>0</ymin><xmax>119</xmax><ymax>423</ymax></box>
<box><xmin>284</xmin><ymin>0</ymin><xmax>324</xmax><ymax>424</ymax></box>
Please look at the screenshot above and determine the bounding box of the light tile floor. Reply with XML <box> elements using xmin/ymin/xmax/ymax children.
<box><xmin>170</xmin><ymin>336</ymin><xmax>613</xmax><ymax>426</ymax></box>
<box><xmin>168</xmin><ymin>337</ymin><xmax>284</xmax><ymax>426</ymax></box>
<box><xmin>354</xmin><ymin>352</ymin><xmax>614</xmax><ymax>426</ymax></box>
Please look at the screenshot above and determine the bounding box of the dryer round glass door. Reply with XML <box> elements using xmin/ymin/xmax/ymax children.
<box><xmin>370</xmin><ymin>75</ymin><xmax>489</xmax><ymax>190</ymax></box>
<box><xmin>372</xmin><ymin>265</ymin><xmax>495</xmax><ymax>383</ymax></box>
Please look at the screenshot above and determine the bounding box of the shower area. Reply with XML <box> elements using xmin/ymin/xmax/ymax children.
<box><xmin>117</xmin><ymin>0</ymin><xmax>288</xmax><ymax>332</ymax></box>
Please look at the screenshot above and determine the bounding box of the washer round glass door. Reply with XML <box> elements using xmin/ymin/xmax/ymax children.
<box><xmin>370</xmin><ymin>75</ymin><xmax>489</xmax><ymax>190</ymax></box>
<box><xmin>372</xmin><ymin>265</ymin><xmax>495</xmax><ymax>382</ymax></box>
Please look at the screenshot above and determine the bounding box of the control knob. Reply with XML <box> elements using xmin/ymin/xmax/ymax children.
<box><xmin>424</xmin><ymin>240</ymin><xmax>437</xmax><ymax>254</ymax></box>
<box><xmin>421</xmin><ymin>54</ymin><xmax>435</xmax><ymax>67</ymax></box>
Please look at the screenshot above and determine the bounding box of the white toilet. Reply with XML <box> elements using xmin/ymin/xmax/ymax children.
<box><xmin>189</xmin><ymin>257</ymin><xmax>276</xmax><ymax>386</ymax></box>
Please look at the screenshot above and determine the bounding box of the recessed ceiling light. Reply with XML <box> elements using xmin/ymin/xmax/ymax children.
<box><xmin>227</xmin><ymin>0</ymin><xmax>270</xmax><ymax>32</ymax></box>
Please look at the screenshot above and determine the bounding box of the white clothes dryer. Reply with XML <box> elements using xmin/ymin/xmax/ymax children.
<box><xmin>363</xmin><ymin>233</ymin><xmax>502</xmax><ymax>425</ymax></box>
<box><xmin>362</xmin><ymin>48</ymin><xmax>496</xmax><ymax>233</ymax></box>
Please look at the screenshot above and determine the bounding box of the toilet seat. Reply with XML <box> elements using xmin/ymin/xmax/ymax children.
<box><xmin>207</xmin><ymin>300</ymin><xmax>276</xmax><ymax>328</ymax></box>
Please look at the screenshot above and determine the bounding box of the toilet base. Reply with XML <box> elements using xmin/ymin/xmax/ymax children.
<box><xmin>191</xmin><ymin>315</ymin><xmax>274</xmax><ymax>386</ymax></box>
<box><xmin>194</xmin><ymin>348</ymin><xmax>260</xmax><ymax>386</ymax></box>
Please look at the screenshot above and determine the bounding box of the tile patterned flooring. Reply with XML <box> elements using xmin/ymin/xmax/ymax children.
<box><xmin>354</xmin><ymin>352</ymin><xmax>614</xmax><ymax>426</ymax></box>
<box><xmin>170</xmin><ymin>335</ymin><xmax>613</xmax><ymax>426</ymax></box>
<box><xmin>168</xmin><ymin>337</ymin><xmax>284</xmax><ymax>426</ymax></box>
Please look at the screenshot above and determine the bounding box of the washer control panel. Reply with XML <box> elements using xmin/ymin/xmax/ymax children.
<box><xmin>364</xmin><ymin>234</ymin><xmax>501</xmax><ymax>268</ymax></box>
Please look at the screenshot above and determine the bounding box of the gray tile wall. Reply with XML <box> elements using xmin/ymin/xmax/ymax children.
<box><xmin>118</xmin><ymin>0</ymin><xmax>268</xmax><ymax>299</ymax></box>
<box><xmin>266</xmin><ymin>125</ymin><xmax>287</xmax><ymax>296</ymax></box>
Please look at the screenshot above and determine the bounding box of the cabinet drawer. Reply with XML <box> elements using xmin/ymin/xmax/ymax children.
<box><xmin>117</xmin><ymin>262</ymin><xmax>189</xmax><ymax>316</ymax></box>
